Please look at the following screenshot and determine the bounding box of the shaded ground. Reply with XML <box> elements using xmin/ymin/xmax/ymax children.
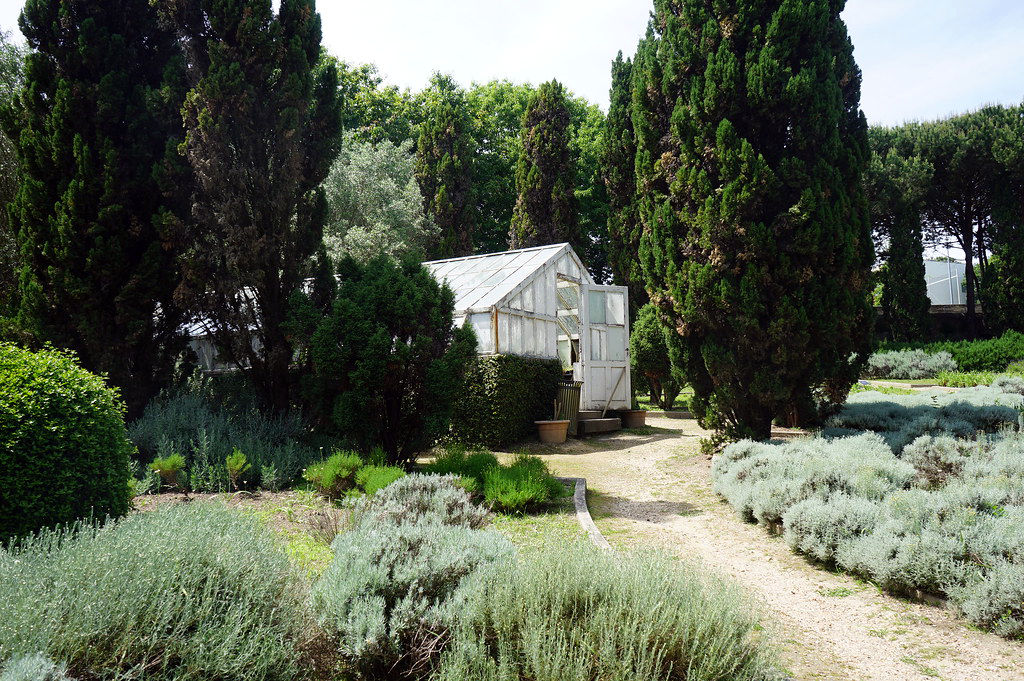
<box><xmin>507</xmin><ymin>417</ymin><xmax>1024</xmax><ymax>681</ymax></box>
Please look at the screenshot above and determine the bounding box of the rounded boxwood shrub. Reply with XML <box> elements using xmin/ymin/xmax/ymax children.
<box><xmin>0</xmin><ymin>344</ymin><xmax>133</xmax><ymax>543</ymax></box>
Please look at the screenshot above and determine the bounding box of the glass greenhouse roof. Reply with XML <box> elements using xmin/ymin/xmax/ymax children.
<box><xmin>424</xmin><ymin>243</ymin><xmax>571</xmax><ymax>314</ymax></box>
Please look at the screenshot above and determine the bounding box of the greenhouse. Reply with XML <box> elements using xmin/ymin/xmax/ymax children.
<box><xmin>424</xmin><ymin>243</ymin><xmax>631</xmax><ymax>411</ymax></box>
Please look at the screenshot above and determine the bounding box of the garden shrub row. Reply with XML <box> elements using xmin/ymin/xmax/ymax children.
<box><xmin>864</xmin><ymin>349</ymin><xmax>957</xmax><ymax>379</ymax></box>
<box><xmin>879</xmin><ymin>330</ymin><xmax>1024</xmax><ymax>372</ymax></box>
<box><xmin>1</xmin><ymin>477</ymin><xmax>784</xmax><ymax>681</ymax></box>
<box><xmin>448</xmin><ymin>355</ymin><xmax>563</xmax><ymax>447</ymax></box>
<box><xmin>1</xmin><ymin>344</ymin><xmax>132</xmax><ymax>543</ymax></box>
<box><xmin>935</xmin><ymin>361</ymin><xmax>1024</xmax><ymax>388</ymax></box>
<box><xmin>712</xmin><ymin>380</ymin><xmax>1024</xmax><ymax>638</ymax></box>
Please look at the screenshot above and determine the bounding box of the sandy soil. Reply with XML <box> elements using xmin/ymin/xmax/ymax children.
<box><xmin>518</xmin><ymin>417</ymin><xmax>1024</xmax><ymax>681</ymax></box>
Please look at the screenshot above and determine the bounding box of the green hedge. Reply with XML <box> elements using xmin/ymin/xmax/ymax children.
<box><xmin>879</xmin><ymin>330</ymin><xmax>1024</xmax><ymax>372</ymax></box>
<box><xmin>449</xmin><ymin>355</ymin><xmax>563</xmax><ymax>447</ymax></box>
<box><xmin>0</xmin><ymin>344</ymin><xmax>133</xmax><ymax>543</ymax></box>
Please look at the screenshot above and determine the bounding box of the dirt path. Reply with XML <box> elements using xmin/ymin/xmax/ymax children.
<box><xmin>521</xmin><ymin>417</ymin><xmax>1024</xmax><ymax>681</ymax></box>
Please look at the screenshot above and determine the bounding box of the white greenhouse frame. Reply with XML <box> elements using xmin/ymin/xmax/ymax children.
<box><xmin>425</xmin><ymin>243</ymin><xmax>631</xmax><ymax>411</ymax></box>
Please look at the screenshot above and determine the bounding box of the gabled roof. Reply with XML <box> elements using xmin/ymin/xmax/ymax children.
<box><xmin>425</xmin><ymin>243</ymin><xmax>579</xmax><ymax>314</ymax></box>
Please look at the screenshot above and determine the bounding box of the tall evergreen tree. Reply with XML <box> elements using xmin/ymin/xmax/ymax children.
<box><xmin>414</xmin><ymin>73</ymin><xmax>475</xmax><ymax>258</ymax></box>
<box><xmin>166</xmin><ymin>0</ymin><xmax>343</xmax><ymax>413</ymax></box>
<box><xmin>3</xmin><ymin>0</ymin><xmax>187</xmax><ymax>415</ymax></box>
<box><xmin>632</xmin><ymin>0</ymin><xmax>873</xmax><ymax>440</ymax></box>
<box><xmin>602</xmin><ymin>50</ymin><xmax>644</xmax><ymax>307</ymax></box>
<box><xmin>867</xmin><ymin>127</ymin><xmax>933</xmax><ymax>341</ymax></box>
<box><xmin>510</xmin><ymin>80</ymin><xmax>578</xmax><ymax>249</ymax></box>
<box><xmin>0</xmin><ymin>30</ymin><xmax>26</xmax><ymax>318</ymax></box>
<box><xmin>982</xmin><ymin>109</ymin><xmax>1024</xmax><ymax>332</ymax></box>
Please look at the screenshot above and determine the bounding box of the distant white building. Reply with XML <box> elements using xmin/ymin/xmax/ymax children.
<box><xmin>924</xmin><ymin>259</ymin><xmax>967</xmax><ymax>306</ymax></box>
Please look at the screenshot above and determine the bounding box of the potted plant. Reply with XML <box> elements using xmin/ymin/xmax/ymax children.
<box><xmin>535</xmin><ymin>399</ymin><xmax>570</xmax><ymax>444</ymax></box>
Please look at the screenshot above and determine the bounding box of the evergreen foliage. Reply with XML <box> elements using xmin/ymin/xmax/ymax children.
<box><xmin>0</xmin><ymin>343</ymin><xmax>132</xmax><ymax>544</ymax></box>
<box><xmin>630</xmin><ymin>304</ymin><xmax>682</xmax><ymax>410</ymax></box>
<box><xmin>509</xmin><ymin>80</ymin><xmax>578</xmax><ymax>249</ymax></box>
<box><xmin>289</xmin><ymin>256</ymin><xmax>477</xmax><ymax>466</ymax></box>
<box><xmin>603</xmin><ymin>51</ymin><xmax>644</xmax><ymax>305</ymax></box>
<box><xmin>166</xmin><ymin>0</ymin><xmax>343</xmax><ymax>413</ymax></box>
<box><xmin>631</xmin><ymin>0</ymin><xmax>874</xmax><ymax>439</ymax></box>
<box><xmin>415</xmin><ymin>74</ymin><xmax>475</xmax><ymax>258</ymax></box>
<box><xmin>334</xmin><ymin>60</ymin><xmax>415</xmax><ymax>145</ymax></box>
<box><xmin>323</xmin><ymin>131</ymin><xmax>436</xmax><ymax>264</ymax></box>
<box><xmin>0</xmin><ymin>30</ymin><xmax>25</xmax><ymax>319</ymax></box>
<box><xmin>867</xmin><ymin>127</ymin><xmax>933</xmax><ymax>341</ymax></box>
<box><xmin>3</xmin><ymin>0</ymin><xmax>188</xmax><ymax>415</ymax></box>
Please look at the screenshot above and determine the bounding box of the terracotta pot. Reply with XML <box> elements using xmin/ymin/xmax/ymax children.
<box><xmin>620</xmin><ymin>409</ymin><xmax>647</xmax><ymax>428</ymax></box>
<box><xmin>535</xmin><ymin>419</ymin><xmax>570</xmax><ymax>444</ymax></box>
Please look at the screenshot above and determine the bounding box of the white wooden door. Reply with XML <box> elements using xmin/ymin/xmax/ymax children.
<box><xmin>580</xmin><ymin>284</ymin><xmax>630</xmax><ymax>411</ymax></box>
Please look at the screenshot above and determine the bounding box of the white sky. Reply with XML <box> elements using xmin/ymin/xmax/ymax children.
<box><xmin>0</xmin><ymin>0</ymin><xmax>1022</xmax><ymax>125</ymax></box>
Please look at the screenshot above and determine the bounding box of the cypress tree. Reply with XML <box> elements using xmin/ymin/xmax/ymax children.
<box><xmin>415</xmin><ymin>74</ymin><xmax>475</xmax><ymax>258</ymax></box>
<box><xmin>167</xmin><ymin>0</ymin><xmax>343</xmax><ymax>413</ymax></box>
<box><xmin>867</xmin><ymin>127</ymin><xmax>932</xmax><ymax>341</ymax></box>
<box><xmin>510</xmin><ymin>80</ymin><xmax>578</xmax><ymax>249</ymax></box>
<box><xmin>3</xmin><ymin>0</ymin><xmax>187</xmax><ymax>415</ymax></box>
<box><xmin>602</xmin><ymin>50</ymin><xmax>645</xmax><ymax>307</ymax></box>
<box><xmin>632</xmin><ymin>0</ymin><xmax>873</xmax><ymax>440</ymax></box>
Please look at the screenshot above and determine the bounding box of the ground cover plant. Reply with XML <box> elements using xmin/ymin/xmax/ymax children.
<box><xmin>434</xmin><ymin>541</ymin><xmax>782</xmax><ymax>681</ymax></box>
<box><xmin>713</xmin><ymin>379</ymin><xmax>1024</xmax><ymax>638</ymax></box>
<box><xmin>0</xmin><ymin>503</ymin><xmax>306</xmax><ymax>680</ymax></box>
<box><xmin>1</xmin><ymin>344</ymin><xmax>132</xmax><ymax>543</ymax></box>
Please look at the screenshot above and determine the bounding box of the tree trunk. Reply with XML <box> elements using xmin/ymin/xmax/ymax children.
<box><xmin>963</xmin><ymin>219</ymin><xmax>978</xmax><ymax>338</ymax></box>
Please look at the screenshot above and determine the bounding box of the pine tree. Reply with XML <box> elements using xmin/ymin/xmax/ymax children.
<box><xmin>867</xmin><ymin>127</ymin><xmax>933</xmax><ymax>341</ymax></box>
<box><xmin>415</xmin><ymin>74</ymin><xmax>475</xmax><ymax>258</ymax></box>
<box><xmin>167</xmin><ymin>0</ymin><xmax>343</xmax><ymax>413</ymax></box>
<box><xmin>510</xmin><ymin>80</ymin><xmax>578</xmax><ymax>249</ymax></box>
<box><xmin>3</xmin><ymin>0</ymin><xmax>187</xmax><ymax>415</ymax></box>
<box><xmin>632</xmin><ymin>0</ymin><xmax>873</xmax><ymax>440</ymax></box>
<box><xmin>602</xmin><ymin>51</ymin><xmax>644</xmax><ymax>307</ymax></box>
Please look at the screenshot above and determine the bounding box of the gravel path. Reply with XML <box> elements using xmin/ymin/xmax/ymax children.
<box><xmin>525</xmin><ymin>416</ymin><xmax>1024</xmax><ymax>681</ymax></box>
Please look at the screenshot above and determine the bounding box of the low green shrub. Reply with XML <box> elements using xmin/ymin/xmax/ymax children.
<box><xmin>435</xmin><ymin>542</ymin><xmax>781</xmax><ymax>681</ymax></box>
<box><xmin>149</xmin><ymin>450</ymin><xmax>187</xmax><ymax>491</ymax></box>
<box><xmin>864</xmin><ymin>349</ymin><xmax>957</xmax><ymax>379</ymax></box>
<box><xmin>225</xmin><ymin>448</ymin><xmax>252</xmax><ymax>490</ymax></box>
<box><xmin>449</xmin><ymin>355</ymin><xmax>563</xmax><ymax>447</ymax></box>
<box><xmin>482</xmin><ymin>455</ymin><xmax>567</xmax><ymax>513</ymax></box>
<box><xmin>311</xmin><ymin>520</ymin><xmax>514</xmax><ymax>680</ymax></box>
<box><xmin>0</xmin><ymin>503</ymin><xmax>305</xmax><ymax>680</ymax></box>
<box><xmin>422</xmin><ymin>444</ymin><xmax>499</xmax><ymax>492</ymax></box>
<box><xmin>0</xmin><ymin>654</ymin><xmax>70</xmax><ymax>681</ymax></box>
<box><xmin>354</xmin><ymin>465</ymin><xmax>406</xmax><ymax>495</ymax></box>
<box><xmin>879</xmin><ymin>330</ymin><xmax>1024</xmax><ymax>372</ymax></box>
<box><xmin>350</xmin><ymin>474</ymin><xmax>491</xmax><ymax>530</ymax></box>
<box><xmin>304</xmin><ymin>451</ymin><xmax>363</xmax><ymax>499</ymax></box>
<box><xmin>0</xmin><ymin>344</ymin><xmax>132</xmax><ymax>543</ymax></box>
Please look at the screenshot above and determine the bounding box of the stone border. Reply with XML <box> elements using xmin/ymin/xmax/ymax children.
<box><xmin>556</xmin><ymin>477</ymin><xmax>611</xmax><ymax>550</ymax></box>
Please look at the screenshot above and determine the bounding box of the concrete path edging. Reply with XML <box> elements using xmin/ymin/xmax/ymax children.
<box><xmin>556</xmin><ymin>476</ymin><xmax>611</xmax><ymax>550</ymax></box>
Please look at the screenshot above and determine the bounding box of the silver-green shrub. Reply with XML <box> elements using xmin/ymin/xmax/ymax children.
<box><xmin>782</xmin><ymin>495</ymin><xmax>880</xmax><ymax>563</ymax></box>
<box><xmin>0</xmin><ymin>503</ymin><xmax>304</xmax><ymax>680</ymax></box>
<box><xmin>900</xmin><ymin>435</ymin><xmax>974</xmax><ymax>487</ymax></box>
<box><xmin>312</xmin><ymin>521</ymin><xmax>513</xmax><ymax>679</ymax></box>
<box><xmin>948</xmin><ymin>561</ymin><xmax>1024</xmax><ymax>638</ymax></box>
<box><xmin>349</xmin><ymin>473</ymin><xmax>490</xmax><ymax>530</ymax></box>
<box><xmin>711</xmin><ymin>433</ymin><xmax>915</xmax><ymax>524</ymax></box>
<box><xmin>0</xmin><ymin>655</ymin><xmax>69</xmax><ymax>681</ymax></box>
<box><xmin>864</xmin><ymin>349</ymin><xmax>957</xmax><ymax>379</ymax></box>
<box><xmin>434</xmin><ymin>541</ymin><xmax>783</xmax><ymax>681</ymax></box>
